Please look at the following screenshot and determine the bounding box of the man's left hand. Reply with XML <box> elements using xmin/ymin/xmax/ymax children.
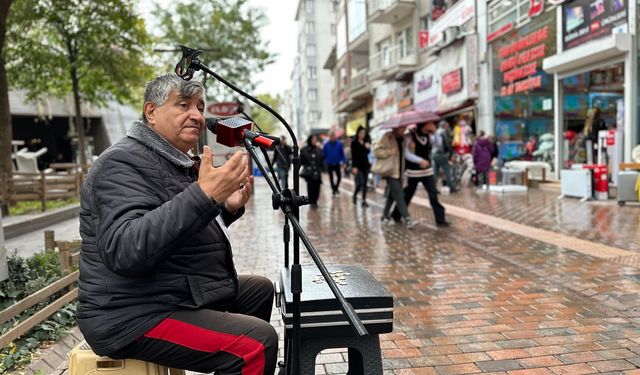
<box><xmin>225</xmin><ymin>175</ymin><xmax>254</xmax><ymax>213</ymax></box>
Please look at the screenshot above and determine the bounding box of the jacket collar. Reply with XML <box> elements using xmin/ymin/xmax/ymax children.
<box><xmin>126</xmin><ymin>120</ymin><xmax>195</xmax><ymax>169</ymax></box>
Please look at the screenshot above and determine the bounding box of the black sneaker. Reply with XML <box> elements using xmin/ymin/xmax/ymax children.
<box><xmin>436</xmin><ymin>221</ymin><xmax>451</xmax><ymax>227</ymax></box>
<box><xmin>361</xmin><ymin>201</ymin><xmax>369</xmax><ymax>207</ymax></box>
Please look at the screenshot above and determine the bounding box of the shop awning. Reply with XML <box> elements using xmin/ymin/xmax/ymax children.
<box><xmin>437</xmin><ymin>99</ymin><xmax>475</xmax><ymax>118</ymax></box>
<box><xmin>542</xmin><ymin>33</ymin><xmax>630</xmax><ymax>78</ymax></box>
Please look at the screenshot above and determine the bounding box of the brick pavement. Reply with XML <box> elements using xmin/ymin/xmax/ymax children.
<box><xmin>18</xmin><ymin>177</ymin><xmax>640</xmax><ymax>374</ymax></box>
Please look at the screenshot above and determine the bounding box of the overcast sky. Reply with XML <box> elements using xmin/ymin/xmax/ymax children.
<box><xmin>248</xmin><ymin>0</ymin><xmax>297</xmax><ymax>96</ymax></box>
<box><xmin>138</xmin><ymin>0</ymin><xmax>297</xmax><ymax>96</ymax></box>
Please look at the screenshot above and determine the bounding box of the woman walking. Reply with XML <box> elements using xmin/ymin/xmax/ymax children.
<box><xmin>350</xmin><ymin>126</ymin><xmax>371</xmax><ymax>207</ymax></box>
<box><xmin>300</xmin><ymin>135</ymin><xmax>324</xmax><ymax>208</ymax></box>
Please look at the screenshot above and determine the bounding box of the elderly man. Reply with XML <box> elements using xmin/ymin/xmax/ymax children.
<box><xmin>77</xmin><ymin>73</ymin><xmax>278</xmax><ymax>375</ymax></box>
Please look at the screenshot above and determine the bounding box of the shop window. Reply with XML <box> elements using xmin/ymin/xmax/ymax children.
<box><xmin>561</xmin><ymin>64</ymin><xmax>624</xmax><ymax>168</ymax></box>
<box><xmin>491</xmin><ymin>10</ymin><xmax>556</xmax><ymax>170</ymax></box>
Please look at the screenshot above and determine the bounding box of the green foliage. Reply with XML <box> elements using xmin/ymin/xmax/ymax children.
<box><xmin>251</xmin><ymin>93</ymin><xmax>282</xmax><ymax>135</ymax></box>
<box><xmin>0</xmin><ymin>252</ymin><xmax>76</xmax><ymax>373</ymax></box>
<box><xmin>153</xmin><ymin>0</ymin><xmax>275</xmax><ymax>101</ymax></box>
<box><xmin>8</xmin><ymin>198</ymin><xmax>78</xmax><ymax>216</ymax></box>
<box><xmin>5</xmin><ymin>0</ymin><xmax>155</xmax><ymax>107</ymax></box>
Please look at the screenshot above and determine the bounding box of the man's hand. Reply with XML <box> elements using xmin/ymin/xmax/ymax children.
<box><xmin>352</xmin><ymin>167</ymin><xmax>358</xmax><ymax>175</ymax></box>
<box><xmin>198</xmin><ymin>146</ymin><xmax>249</xmax><ymax>204</ymax></box>
<box><xmin>225</xmin><ymin>175</ymin><xmax>254</xmax><ymax>213</ymax></box>
<box><xmin>419</xmin><ymin>160</ymin><xmax>430</xmax><ymax>169</ymax></box>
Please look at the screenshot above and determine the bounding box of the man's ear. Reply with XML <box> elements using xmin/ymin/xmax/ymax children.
<box><xmin>143</xmin><ymin>102</ymin><xmax>156</xmax><ymax>125</ymax></box>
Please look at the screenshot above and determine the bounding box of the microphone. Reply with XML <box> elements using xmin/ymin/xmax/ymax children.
<box><xmin>206</xmin><ymin>117</ymin><xmax>278</xmax><ymax>150</ymax></box>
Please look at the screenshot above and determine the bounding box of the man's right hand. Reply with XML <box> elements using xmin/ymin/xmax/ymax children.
<box><xmin>198</xmin><ymin>146</ymin><xmax>249</xmax><ymax>203</ymax></box>
<box><xmin>419</xmin><ymin>160</ymin><xmax>430</xmax><ymax>169</ymax></box>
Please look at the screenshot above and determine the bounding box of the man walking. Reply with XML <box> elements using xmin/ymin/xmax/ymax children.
<box><xmin>392</xmin><ymin>118</ymin><xmax>449</xmax><ymax>227</ymax></box>
<box><xmin>272</xmin><ymin>135</ymin><xmax>293</xmax><ymax>189</ymax></box>
<box><xmin>432</xmin><ymin>120</ymin><xmax>456</xmax><ymax>192</ymax></box>
<box><xmin>323</xmin><ymin>130</ymin><xmax>347</xmax><ymax>196</ymax></box>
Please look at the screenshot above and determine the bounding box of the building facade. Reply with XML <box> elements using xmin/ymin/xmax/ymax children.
<box><xmin>294</xmin><ymin>0</ymin><xmax>337</xmax><ymax>138</ymax></box>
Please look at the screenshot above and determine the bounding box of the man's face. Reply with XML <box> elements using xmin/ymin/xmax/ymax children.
<box><xmin>423</xmin><ymin>122</ymin><xmax>436</xmax><ymax>135</ymax></box>
<box><xmin>145</xmin><ymin>89</ymin><xmax>205</xmax><ymax>153</ymax></box>
<box><xmin>329</xmin><ymin>133</ymin><xmax>336</xmax><ymax>142</ymax></box>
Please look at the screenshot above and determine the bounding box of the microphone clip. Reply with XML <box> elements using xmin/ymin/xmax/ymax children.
<box><xmin>175</xmin><ymin>45</ymin><xmax>203</xmax><ymax>80</ymax></box>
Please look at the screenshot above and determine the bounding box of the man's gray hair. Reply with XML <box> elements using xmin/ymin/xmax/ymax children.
<box><xmin>141</xmin><ymin>73</ymin><xmax>205</xmax><ymax>123</ymax></box>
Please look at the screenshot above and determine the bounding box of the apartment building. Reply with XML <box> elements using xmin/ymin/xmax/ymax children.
<box><xmin>293</xmin><ymin>0</ymin><xmax>337</xmax><ymax>138</ymax></box>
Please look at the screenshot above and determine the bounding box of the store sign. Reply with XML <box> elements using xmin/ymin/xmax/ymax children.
<box><xmin>562</xmin><ymin>0</ymin><xmax>627</xmax><ymax>50</ymax></box>
<box><xmin>373</xmin><ymin>81</ymin><xmax>398</xmax><ymax>125</ymax></box>
<box><xmin>414</xmin><ymin>63</ymin><xmax>439</xmax><ymax>112</ymax></box>
<box><xmin>417</xmin><ymin>75</ymin><xmax>433</xmax><ymax>92</ymax></box>
<box><xmin>498</xmin><ymin>26</ymin><xmax>549</xmax><ymax>96</ymax></box>
<box><xmin>529</xmin><ymin>0</ymin><xmax>543</xmax><ymax>17</ymax></box>
<box><xmin>419</xmin><ymin>30</ymin><xmax>429</xmax><ymax>49</ymax></box>
<box><xmin>428</xmin><ymin>0</ymin><xmax>475</xmax><ymax>47</ymax></box>
<box><xmin>488</xmin><ymin>22</ymin><xmax>514</xmax><ymax>42</ymax></box>
<box><xmin>207</xmin><ymin>102</ymin><xmax>240</xmax><ymax>116</ymax></box>
<box><xmin>442</xmin><ymin>69</ymin><xmax>463</xmax><ymax>94</ymax></box>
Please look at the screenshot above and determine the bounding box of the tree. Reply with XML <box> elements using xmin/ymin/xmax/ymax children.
<box><xmin>250</xmin><ymin>93</ymin><xmax>281</xmax><ymax>135</ymax></box>
<box><xmin>154</xmin><ymin>0</ymin><xmax>275</xmax><ymax>101</ymax></box>
<box><xmin>0</xmin><ymin>1</ymin><xmax>13</xmax><ymax>194</ymax></box>
<box><xmin>5</xmin><ymin>0</ymin><xmax>154</xmax><ymax>166</ymax></box>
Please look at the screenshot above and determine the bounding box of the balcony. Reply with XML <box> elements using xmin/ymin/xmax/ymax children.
<box><xmin>369</xmin><ymin>44</ymin><xmax>417</xmax><ymax>81</ymax></box>
<box><xmin>349</xmin><ymin>30</ymin><xmax>369</xmax><ymax>55</ymax></box>
<box><xmin>367</xmin><ymin>0</ymin><xmax>415</xmax><ymax>24</ymax></box>
<box><xmin>348</xmin><ymin>70</ymin><xmax>370</xmax><ymax>100</ymax></box>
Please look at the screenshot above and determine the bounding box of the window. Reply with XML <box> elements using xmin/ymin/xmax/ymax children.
<box><xmin>397</xmin><ymin>26</ymin><xmax>414</xmax><ymax>59</ymax></box>
<box><xmin>305</xmin><ymin>21</ymin><xmax>314</xmax><ymax>34</ymax></box>
<box><xmin>376</xmin><ymin>38</ymin><xmax>391</xmax><ymax>67</ymax></box>
<box><xmin>308</xmin><ymin>111</ymin><xmax>320</xmax><ymax>124</ymax></box>
<box><xmin>306</xmin><ymin>0</ymin><xmax>314</xmax><ymax>14</ymax></box>
<box><xmin>308</xmin><ymin>89</ymin><xmax>318</xmax><ymax>101</ymax></box>
<box><xmin>306</xmin><ymin>44</ymin><xmax>316</xmax><ymax>57</ymax></box>
<box><xmin>307</xmin><ymin>67</ymin><xmax>317</xmax><ymax>79</ymax></box>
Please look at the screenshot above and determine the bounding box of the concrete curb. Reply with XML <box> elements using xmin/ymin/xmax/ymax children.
<box><xmin>3</xmin><ymin>204</ymin><xmax>81</xmax><ymax>241</ymax></box>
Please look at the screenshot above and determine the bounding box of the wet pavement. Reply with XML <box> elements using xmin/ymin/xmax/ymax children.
<box><xmin>232</xmin><ymin>177</ymin><xmax>640</xmax><ymax>374</ymax></box>
<box><xmin>16</xmin><ymin>175</ymin><xmax>640</xmax><ymax>374</ymax></box>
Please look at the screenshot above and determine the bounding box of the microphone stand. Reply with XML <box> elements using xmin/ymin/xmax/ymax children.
<box><xmin>175</xmin><ymin>45</ymin><xmax>367</xmax><ymax>374</ymax></box>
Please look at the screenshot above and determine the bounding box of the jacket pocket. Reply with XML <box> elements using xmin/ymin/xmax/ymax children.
<box><xmin>186</xmin><ymin>275</ymin><xmax>236</xmax><ymax>309</ymax></box>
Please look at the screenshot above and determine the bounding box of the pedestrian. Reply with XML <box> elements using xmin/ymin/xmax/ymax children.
<box><xmin>392</xmin><ymin>120</ymin><xmax>449</xmax><ymax>227</ymax></box>
<box><xmin>373</xmin><ymin>125</ymin><xmax>417</xmax><ymax>229</ymax></box>
<box><xmin>472</xmin><ymin>130</ymin><xmax>494</xmax><ymax>186</ymax></box>
<box><xmin>77</xmin><ymin>73</ymin><xmax>278</xmax><ymax>374</ymax></box>
<box><xmin>350</xmin><ymin>126</ymin><xmax>371</xmax><ymax>207</ymax></box>
<box><xmin>432</xmin><ymin>119</ymin><xmax>456</xmax><ymax>192</ymax></box>
<box><xmin>323</xmin><ymin>130</ymin><xmax>347</xmax><ymax>196</ymax></box>
<box><xmin>272</xmin><ymin>135</ymin><xmax>293</xmax><ymax>189</ymax></box>
<box><xmin>301</xmin><ymin>134</ymin><xmax>324</xmax><ymax>208</ymax></box>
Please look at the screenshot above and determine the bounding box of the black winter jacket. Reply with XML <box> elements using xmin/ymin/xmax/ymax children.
<box><xmin>77</xmin><ymin>121</ymin><xmax>244</xmax><ymax>356</ymax></box>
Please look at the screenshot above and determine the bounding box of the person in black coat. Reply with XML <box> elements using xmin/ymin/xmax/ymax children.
<box><xmin>300</xmin><ymin>134</ymin><xmax>324</xmax><ymax>208</ymax></box>
<box><xmin>77</xmin><ymin>73</ymin><xmax>278</xmax><ymax>375</ymax></box>
<box><xmin>272</xmin><ymin>135</ymin><xmax>293</xmax><ymax>189</ymax></box>
<box><xmin>350</xmin><ymin>126</ymin><xmax>371</xmax><ymax>206</ymax></box>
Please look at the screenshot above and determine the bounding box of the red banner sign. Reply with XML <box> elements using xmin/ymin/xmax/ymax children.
<box><xmin>529</xmin><ymin>0</ymin><xmax>543</xmax><ymax>17</ymax></box>
<box><xmin>207</xmin><ymin>102</ymin><xmax>240</xmax><ymax>116</ymax></box>
<box><xmin>419</xmin><ymin>30</ymin><xmax>429</xmax><ymax>49</ymax></box>
<box><xmin>442</xmin><ymin>69</ymin><xmax>463</xmax><ymax>94</ymax></box>
<box><xmin>487</xmin><ymin>22</ymin><xmax>513</xmax><ymax>42</ymax></box>
<box><xmin>498</xmin><ymin>26</ymin><xmax>549</xmax><ymax>96</ymax></box>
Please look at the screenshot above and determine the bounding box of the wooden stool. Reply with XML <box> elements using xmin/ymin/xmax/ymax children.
<box><xmin>69</xmin><ymin>341</ymin><xmax>186</xmax><ymax>375</ymax></box>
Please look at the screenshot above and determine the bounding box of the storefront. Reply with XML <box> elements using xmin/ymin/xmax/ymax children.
<box><xmin>489</xmin><ymin>5</ymin><xmax>557</xmax><ymax>171</ymax></box>
<box><xmin>543</xmin><ymin>0</ymin><xmax>635</xmax><ymax>182</ymax></box>
<box><xmin>427</xmin><ymin>0</ymin><xmax>479</xmax><ymax>137</ymax></box>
